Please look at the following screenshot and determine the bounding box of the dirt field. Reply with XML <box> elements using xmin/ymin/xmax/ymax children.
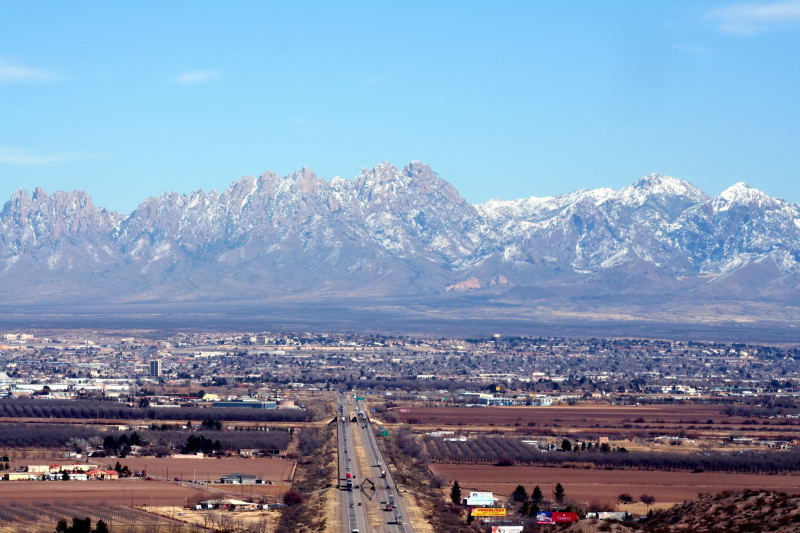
<box><xmin>430</xmin><ymin>464</ymin><xmax>800</xmax><ymax>507</ymax></box>
<box><xmin>0</xmin><ymin>504</ymin><xmax>193</xmax><ymax>533</ymax></box>
<box><xmin>106</xmin><ymin>456</ymin><xmax>295</xmax><ymax>482</ymax></box>
<box><xmin>389</xmin><ymin>405</ymin><xmax>800</xmax><ymax>440</ymax></box>
<box><xmin>145</xmin><ymin>505</ymin><xmax>278</xmax><ymax>532</ymax></box>
<box><xmin>393</xmin><ymin>405</ymin><xmax>744</xmax><ymax>426</ymax></box>
<box><xmin>7</xmin><ymin>455</ymin><xmax>295</xmax><ymax>484</ymax></box>
<box><xmin>0</xmin><ymin>480</ymin><xmax>209</xmax><ymax>506</ymax></box>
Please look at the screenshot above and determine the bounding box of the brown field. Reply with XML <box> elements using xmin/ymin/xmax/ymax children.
<box><xmin>430</xmin><ymin>464</ymin><xmax>800</xmax><ymax>506</ymax></box>
<box><xmin>394</xmin><ymin>405</ymin><xmax>741</xmax><ymax>426</ymax></box>
<box><xmin>109</xmin><ymin>456</ymin><xmax>295</xmax><ymax>482</ymax></box>
<box><xmin>0</xmin><ymin>503</ymin><xmax>193</xmax><ymax>533</ymax></box>
<box><xmin>388</xmin><ymin>405</ymin><xmax>800</xmax><ymax>439</ymax></box>
<box><xmin>7</xmin><ymin>456</ymin><xmax>295</xmax><ymax>483</ymax></box>
<box><xmin>0</xmin><ymin>480</ymin><xmax>209</xmax><ymax>506</ymax></box>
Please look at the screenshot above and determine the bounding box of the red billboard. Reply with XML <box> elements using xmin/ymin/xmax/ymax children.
<box><xmin>536</xmin><ymin>511</ymin><xmax>579</xmax><ymax>524</ymax></box>
<box><xmin>553</xmin><ymin>512</ymin><xmax>578</xmax><ymax>523</ymax></box>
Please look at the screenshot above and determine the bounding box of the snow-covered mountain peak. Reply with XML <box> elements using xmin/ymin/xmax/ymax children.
<box><xmin>617</xmin><ymin>173</ymin><xmax>707</xmax><ymax>206</ymax></box>
<box><xmin>716</xmin><ymin>182</ymin><xmax>775</xmax><ymax>210</ymax></box>
<box><xmin>1</xmin><ymin>163</ymin><xmax>798</xmax><ymax>307</ymax></box>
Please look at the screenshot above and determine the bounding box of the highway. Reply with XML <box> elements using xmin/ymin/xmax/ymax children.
<box><xmin>338</xmin><ymin>394</ymin><xmax>370</xmax><ymax>533</ymax></box>
<box><xmin>354</xmin><ymin>396</ymin><xmax>416</xmax><ymax>533</ymax></box>
<box><xmin>336</xmin><ymin>392</ymin><xmax>417</xmax><ymax>533</ymax></box>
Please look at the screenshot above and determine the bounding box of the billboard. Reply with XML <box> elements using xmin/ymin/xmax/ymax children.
<box><xmin>491</xmin><ymin>527</ymin><xmax>523</xmax><ymax>533</ymax></box>
<box><xmin>471</xmin><ymin>507</ymin><xmax>507</xmax><ymax>517</ymax></box>
<box><xmin>536</xmin><ymin>511</ymin><xmax>578</xmax><ymax>524</ymax></box>
<box><xmin>466</xmin><ymin>491</ymin><xmax>496</xmax><ymax>506</ymax></box>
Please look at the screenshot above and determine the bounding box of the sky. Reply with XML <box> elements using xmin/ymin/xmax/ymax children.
<box><xmin>1</xmin><ymin>0</ymin><xmax>799</xmax><ymax>212</ymax></box>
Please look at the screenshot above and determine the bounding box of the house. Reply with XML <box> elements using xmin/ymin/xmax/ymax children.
<box><xmin>63</xmin><ymin>464</ymin><xmax>94</xmax><ymax>472</ymax></box>
<box><xmin>199</xmin><ymin>499</ymin><xmax>259</xmax><ymax>511</ymax></box>
<box><xmin>5</xmin><ymin>472</ymin><xmax>39</xmax><ymax>480</ymax></box>
<box><xmin>86</xmin><ymin>469</ymin><xmax>119</xmax><ymax>480</ymax></box>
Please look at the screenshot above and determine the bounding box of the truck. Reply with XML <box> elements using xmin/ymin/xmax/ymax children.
<box><xmin>383</xmin><ymin>494</ymin><xmax>395</xmax><ymax>511</ymax></box>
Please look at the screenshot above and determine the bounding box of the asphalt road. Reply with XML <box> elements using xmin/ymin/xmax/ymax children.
<box><xmin>338</xmin><ymin>394</ymin><xmax>370</xmax><ymax>533</ymax></box>
<box><xmin>354</xmin><ymin>397</ymin><xmax>416</xmax><ymax>533</ymax></box>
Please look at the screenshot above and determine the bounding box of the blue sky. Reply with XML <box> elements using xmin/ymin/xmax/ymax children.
<box><xmin>1</xmin><ymin>0</ymin><xmax>799</xmax><ymax>212</ymax></box>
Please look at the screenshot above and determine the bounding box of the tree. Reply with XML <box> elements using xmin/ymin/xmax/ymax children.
<box><xmin>53</xmin><ymin>517</ymin><xmax>108</xmax><ymax>533</ymax></box>
<box><xmin>561</xmin><ymin>439</ymin><xmax>572</xmax><ymax>452</ymax></box>
<box><xmin>69</xmin><ymin>517</ymin><xmax>92</xmax><ymax>533</ymax></box>
<box><xmin>201</xmin><ymin>419</ymin><xmax>222</xmax><ymax>431</ymax></box>
<box><xmin>66</xmin><ymin>437</ymin><xmax>89</xmax><ymax>454</ymax></box>
<box><xmin>640</xmin><ymin>494</ymin><xmax>656</xmax><ymax>509</ymax></box>
<box><xmin>554</xmin><ymin>483</ymin><xmax>565</xmax><ymax>504</ymax></box>
<box><xmin>512</xmin><ymin>484</ymin><xmax>528</xmax><ymax>502</ymax></box>
<box><xmin>532</xmin><ymin>485</ymin><xmax>543</xmax><ymax>503</ymax></box>
<box><xmin>283</xmin><ymin>489</ymin><xmax>304</xmax><ymax>506</ymax></box>
<box><xmin>618</xmin><ymin>493</ymin><xmax>634</xmax><ymax>504</ymax></box>
<box><xmin>450</xmin><ymin>480</ymin><xmax>462</xmax><ymax>505</ymax></box>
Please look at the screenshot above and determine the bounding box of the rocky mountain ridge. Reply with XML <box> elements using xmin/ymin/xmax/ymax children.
<box><xmin>1</xmin><ymin>161</ymin><xmax>798</xmax><ymax>306</ymax></box>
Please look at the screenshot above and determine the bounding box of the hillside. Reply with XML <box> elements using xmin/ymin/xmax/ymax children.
<box><xmin>565</xmin><ymin>490</ymin><xmax>800</xmax><ymax>532</ymax></box>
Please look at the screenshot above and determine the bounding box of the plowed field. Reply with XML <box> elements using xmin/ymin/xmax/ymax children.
<box><xmin>430</xmin><ymin>464</ymin><xmax>800</xmax><ymax>506</ymax></box>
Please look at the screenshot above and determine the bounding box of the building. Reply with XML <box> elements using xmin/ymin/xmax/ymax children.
<box><xmin>86</xmin><ymin>469</ymin><xmax>119</xmax><ymax>480</ymax></box>
<box><xmin>149</xmin><ymin>359</ymin><xmax>162</xmax><ymax>378</ymax></box>
<box><xmin>220</xmin><ymin>473</ymin><xmax>259</xmax><ymax>485</ymax></box>
<box><xmin>212</xmin><ymin>399</ymin><xmax>277</xmax><ymax>409</ymax></box>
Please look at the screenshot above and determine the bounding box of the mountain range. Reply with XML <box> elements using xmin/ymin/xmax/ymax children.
<box><xmin>2</xmin><ymin>162</ymin><xmax>799</xmax><ymax>337</ymax></box>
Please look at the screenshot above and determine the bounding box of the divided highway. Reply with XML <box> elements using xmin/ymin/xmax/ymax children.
<box><xmin>337</xmin><ymin>393</ymin><xmax>417</xmax><ymax>533</ymax></box>
<box><xmin>337</xmin><ymin>394</ymin><xmax>370</xmax><ymax>533</ymax></box>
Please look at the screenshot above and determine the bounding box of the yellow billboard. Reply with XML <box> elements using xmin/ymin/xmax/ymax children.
<box><xmin>472</xmin><ymin>507</ymin><xmax>507</xmax><ymax>517</ymax></box>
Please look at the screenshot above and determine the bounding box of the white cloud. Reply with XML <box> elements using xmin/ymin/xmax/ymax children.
<box><xmin>175</xmin><ymin>70</ymin><xmax>221</xmax><ymax>85</ymax></box>
<box><xmin>711</xmin><ymin>0</ymin><xmax>800</xmax><ymax>34</ymax></box>
<box><xmin>0</xmin><ymin>62</ymin><xmax>57</xmax><ymax>82</ymax></box>
<box><xmin>0</xmin><ymin>147</ymin><xmax>97</xmax><ymax>166</ymax></box>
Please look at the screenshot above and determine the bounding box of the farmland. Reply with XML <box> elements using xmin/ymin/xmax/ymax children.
<box><xmin>115</xmin><ymin>456</ymin><xmax>295</xmax><ymax>482</ymax></box>
<box><xmin>0</xmin><ymin>398</ymin><xmax>309</xmax><ymax>422</ymax></box>
<box><xmin>0</xmin><ymin>503</ymin><xmax>193</xmax><ymax>533</ymax></box>
<box><xmin>429</xmin><ymin>464</ymin><xmax>800</xmax><ymax>507</ymax></box>
<box><xmin>390</xmin><ymin>404</ymin><xmax>780</xmax><ymax>427</ymax></box>
<box><xmin>423</xmin><ymin>436</ymin><xmax>800</xmax><ymax>474</ymax></box>
<box><xmin>0</xmin><ymin>480</ymin><xmax>207</xmax><ymax>505</ymax></box>
<box><xmin>388</xmin><ymin>404</ymin><xmax>800</xmax><ymax>440</ymax></box>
